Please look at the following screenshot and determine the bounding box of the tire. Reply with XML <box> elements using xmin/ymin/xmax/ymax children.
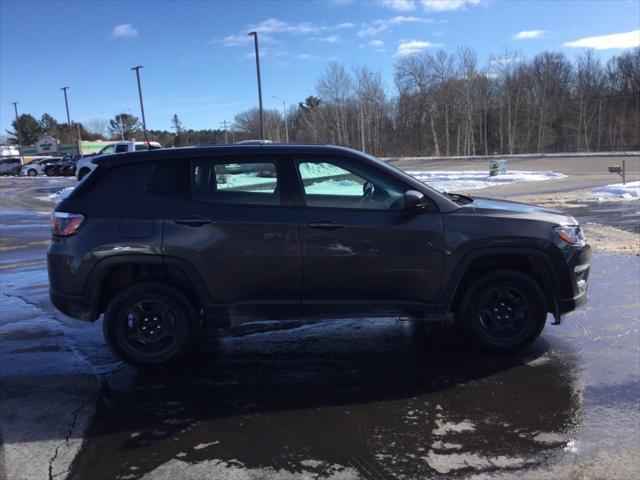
<box><xmin>457</xmin><ymin>270</ymin><xmax>547</xmax><ymax>352</ymax></box>
<box><xmin>103</xmin><ymin>282</ymin><xmax>195</xmax><ymax>367</ymax></box>
<box><xmin>45</xmin><ymin>167</ymin><xmax>55</xmax><ymax>177</ymax></box>
<box><xmin>27</xmin><ymin>169</ymin><xmax>37</xmax><ymax>177</ymax></box>
<box><xmin>77</xmin><ymin>168</ymin><xmax>90</xmax><ymax>181</ymax></box>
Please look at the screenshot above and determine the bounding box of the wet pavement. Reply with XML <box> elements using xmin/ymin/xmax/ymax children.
<box><xmin>1</xmin><ymin>175</ymin><xmax>639</xmax><ymax>480</ymax></box>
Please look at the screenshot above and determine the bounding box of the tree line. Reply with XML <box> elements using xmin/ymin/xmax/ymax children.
<box><xmin>6</xmin><ymin>47</ymin><xmax>638</xmax><ymax>157</ymax></box>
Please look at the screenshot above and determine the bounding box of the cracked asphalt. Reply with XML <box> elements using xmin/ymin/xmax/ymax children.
<box><xmin>1</xmin><ymin>170</ymin><xmax>639</xmax><ymax>480</ymax></box>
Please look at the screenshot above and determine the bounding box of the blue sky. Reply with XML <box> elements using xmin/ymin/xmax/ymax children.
<box><xmin>1</xmin><ymin>0</ymin><xmax>639</xmax><ymax>136</ymax></box>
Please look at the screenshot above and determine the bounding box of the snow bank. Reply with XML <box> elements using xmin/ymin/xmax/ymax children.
<box><xmin>407</xmin><ymin>170</ymin><xmax>566</xmax><ymax>192</ymax></box>
<box><xmin>590</xmin><ymin>181</ymin><xmax>640</xmax><ymax>201</ymax></box>
<box><xmin>48</xmin><ymin>186</ymin><xmax>75</xmax><ymax>204</ymax></box>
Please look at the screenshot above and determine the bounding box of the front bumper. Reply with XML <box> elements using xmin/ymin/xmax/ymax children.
<box><xmin>552</xmin><ymin>243</ymin><xmax>591</xmax><ymax>324</ymax></box>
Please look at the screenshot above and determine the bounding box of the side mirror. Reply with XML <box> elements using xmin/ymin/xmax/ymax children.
<box><xmin>404</xmin><ymin>190</ymin><xmax>428</xmax><ymax>212</ymax></box>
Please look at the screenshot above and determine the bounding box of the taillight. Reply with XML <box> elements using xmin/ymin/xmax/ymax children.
<box><xmin>51</xmin><ymin>212</ymin><xmax>85</xmax><ymax>237</ymax></box>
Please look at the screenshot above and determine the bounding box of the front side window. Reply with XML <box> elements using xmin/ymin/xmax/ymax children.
<box><xmin>192</xmin><ymin>158</ymin><xmax>280</xmax><ymax>206</ymax></box>
<box><xmin>297</xmin><ymin>159</ymin><xmax>406</xmax><ymax>211</ymax></box>
<box><xmin>115</xmin><ymin>144</ymin><xmax>129</xmax><ymax>153</ymax></box>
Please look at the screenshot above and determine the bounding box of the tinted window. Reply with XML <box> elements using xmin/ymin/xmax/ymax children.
<box><xmin>297</xmin><ymin>158</ymin><xmax>406</xmax><ymax>211</ymax></box>
<box><xmin>115</xmin><ymin>144</ymin><xmax>128</xmax><ymax>153</ymax></box>
<box><xmin>150</xmin><ymin>161</ymin><xmax>182</xmax><ymax>195</ymax></box>
<box><xmin>135</xmin><ymin>144</ymin><xmax>149</xmax><ymax>151</ymax></box>
<box><xmin>192</xmin><ymin>158</ymin><xmax>280</xmax><ymax>206</ymax></box>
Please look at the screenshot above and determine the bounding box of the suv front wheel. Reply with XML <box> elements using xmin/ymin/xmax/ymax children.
<box><xmin>103</xmin><ymin>282</ymin><xmax>194</xmax><ymax>366</ymax></box>
<box><xmin>457</xmin><ymin>270</ymin><xmax>547</xmax><ymax>352</ymax></box>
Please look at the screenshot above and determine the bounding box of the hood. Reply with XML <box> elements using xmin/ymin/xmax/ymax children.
<box><xmin>466</xmin><ymin>196</ymin><xmax>578</xmax><ymax>225</ymax></box>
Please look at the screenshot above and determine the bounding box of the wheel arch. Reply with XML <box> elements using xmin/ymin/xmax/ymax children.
<box><xmin>84</xmin><ymin>255</ymin><xmax>214</xmax><ymax>322</ymax></box>
<box><xmin>444</xmin><ymin>247</ymin><xmax>568</xmax><ymax>314</ymax></box>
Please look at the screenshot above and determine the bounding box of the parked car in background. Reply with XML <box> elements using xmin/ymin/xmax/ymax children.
<box><xmin>19</xmin><ymin>157</ymin><xmax>56</xmax><ymax>176</ymax></box>
<box><xmin>48</xmin><ymin>144</ymin><xmax>591</xmax><ymax>366</ymax></box>
<box><xmin>0</xmin><ymin>157</ymin><xmax>22</xmax><ymax>176</ymax></box>
<box><xmin>76</xmin><ymin>141</ymin><xmax>161</xmax><ymax>180</ymax></box>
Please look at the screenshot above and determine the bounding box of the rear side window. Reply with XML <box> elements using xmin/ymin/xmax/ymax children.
<box><xmin>192</xmin><ymin>158</ymin><xmax>280</xmax><ymax>206</ymax></box>
<box><xmin>115</xmin><ymin>144</ymin><xmax>128</xmax><ymax>153</ymax></box>
<box><xmin>149</xmin><ymin>161</ymin><xmax>182</xmax><ymax>195</ymax></box>
<box><xmin>0</xmin><ymin>158</ymin><xmax>20</xmax><ymax>165</ymax></box>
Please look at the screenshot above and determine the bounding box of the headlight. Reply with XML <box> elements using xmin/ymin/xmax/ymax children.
<box><xmin>554</xmin><ymin>225</ymin><xmax>586</xmax><ymax>246</ymax></box>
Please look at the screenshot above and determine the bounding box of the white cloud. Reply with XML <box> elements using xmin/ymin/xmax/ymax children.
<box><xmin>217</xmin><ymin>34</ymin><xmax>254</xmax><ymax>47</ymax></box>
<box><xmin>396</xmin><ymin>39</ymin><xmax>443</xmax><ymax>56</ymax></box>
<box><xmin>216</xmin><ymin>18</ymin><xmax>353</xmax><ymax>46</ymax></box>
<box><xmin>420</xmin><ymin>0</ymin><xmax>481</xmax><ymax>12</ymax></box>
<box><xmin>513</xmin><ymin>30</ymin><xmax>547</xmax><ymax>40</ymax></box>
<box><xmin>491</xmin><ymin>56</ymin><xmax>521</xmax><ymax>66</ymax></box>
<box><xmin>564</xmin><ymin>29</ymin><xmax>640</xmax><ymax>50</ymax></box>
<box><xmin>378</xmin><ymin>0</ymin><xmax>416</xmax><ymax>11</ymax></box>
<box><xmin>318</xmin><ymin>35</ymin><xmax>340</xmax><ymax>43</ymax></box>
<box><xmin>357</xmin><ymin>16</ymin><xmax>433</xmax><ymax>37</ymax></box>
<box><xmin>112</xmin><ymin>24</ymin><xmax>138</xmax><ymax>39</ymax></box>
<box><xmin>297</xmin><ymin>53</ymin><xmax>318</xmax><ymax>60</ymax></box>
<box><xmin>370</xmin><ymin>39</ymin><xmax>385</xmax><ymax>46</ymax></box>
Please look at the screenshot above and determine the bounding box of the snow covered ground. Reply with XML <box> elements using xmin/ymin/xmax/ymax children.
<box><xmin>590</xmin><ymin>181</ymin><xmax>640</xmax><ymax>201</ymax></box>
<box><xmin>408</xmin><ymin>170</ymin><xmax>566</xmax><ymax>193</ymax></box>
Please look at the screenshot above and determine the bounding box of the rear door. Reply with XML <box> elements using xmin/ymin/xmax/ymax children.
<box><xmin>292</xmin><ymin>154</ymin><xmax>445</xmax><ymax>313</ymax></box>
<box><xmin>163</xmin><ymin>154</ymin><xmax>302</xmax><ymax>313</ymax></box>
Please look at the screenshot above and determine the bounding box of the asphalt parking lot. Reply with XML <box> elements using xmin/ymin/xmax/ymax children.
<box><xmin>1</xmin><ymin>167</ymin><xmax>639</xmax><ymax>480</ymax></box>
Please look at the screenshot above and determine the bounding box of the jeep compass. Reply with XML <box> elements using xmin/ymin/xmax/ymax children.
<box><xmin>48</xmin><ymin>145</ymin><xmax>591</xmax><ymax>366</ymax></box>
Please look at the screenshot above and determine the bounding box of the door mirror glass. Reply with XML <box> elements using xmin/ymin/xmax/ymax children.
<box><xmin>404</xmin><ymin>190</ymin><xmax>428</xmax><ymax>212</ymax></box>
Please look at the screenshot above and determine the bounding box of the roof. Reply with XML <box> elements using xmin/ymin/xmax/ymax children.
<box><xmin>93</xmin><ymin>144</ymin><xmax>364</xmax><ymax>167</ymax></box>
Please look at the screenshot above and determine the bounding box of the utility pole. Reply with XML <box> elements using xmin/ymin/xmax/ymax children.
<box><xmin>359</xmin><ymin>101</ymin><xmax>365</xmax><ymax>153</ymax></box>
<box><xmin>131</xmin><ymin>66</ymin><xmax>148</xmax><ymax>142</ymax></box>
<box><xmin>60</xmin><ymin>87</ymin><xmax>80</xmax><ymax>155</ymax></box>
<box><xmin>248</xmin><ymin>31</ymin><xmax>264</xmax><ymax>139</ymax></box>
<box><xmin>11</xmin><ymin>101</ymin><xmax>24</xmax><ymax>163</ymax></box>
<box><xmin>272</xmin><ymin>96</ymin><xmax>288</xmax><ymax>143</ymax></box>
<box><xmin>221</xmin><ymin>120</ymin><xmax>229</xmax><ymax>144</ymax></box>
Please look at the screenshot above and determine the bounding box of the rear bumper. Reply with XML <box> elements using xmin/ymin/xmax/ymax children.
<box><xmin>50</xmin><ymin>289</ymin><xmax>97</xmax><ymax>321</ymax></box>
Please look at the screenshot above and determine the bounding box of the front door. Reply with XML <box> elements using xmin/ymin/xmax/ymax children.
<box><xmin>163</xmin><ymin>155</ymin><xmax>301</xmax><ymax>316</ymax></box>
<box><xmin>293</xmin><ymin>155</ymin><xmax>445</xmax><ymax>314</ymax></box>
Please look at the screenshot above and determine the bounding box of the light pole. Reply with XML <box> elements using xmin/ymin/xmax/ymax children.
<box><xmin>248</xmin><ymin>31</ymin><xmax>264</xmax><ymax>139</ymax></box>
<box><xmin>272</xmin><ymin>96</ymin><xmax>288</xmax><ymax>143</ymax></box>
<box><xmin>131</xmin><ymin>65</ymin><xmax>149</xmax><ymax>142</ymax></box>
<box><xmin>11</xmin><ymin>101</ymin><xmax>23</xmax><ymax>163</ymax></box>
<box><xmin>60</xmin><ymin>87</ymin><xmax>80</xmax><ymax>155</ymax></box>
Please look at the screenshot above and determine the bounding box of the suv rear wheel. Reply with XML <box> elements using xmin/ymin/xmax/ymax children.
<box><xmin>103</xmin><ymin>282</ymin><xmax>194</xmax><ymax>366</ymax></box>
<box><xmin>457</xmin><ymin>270</ymin><xmax>546</xmax><ymax>352</ymax></box>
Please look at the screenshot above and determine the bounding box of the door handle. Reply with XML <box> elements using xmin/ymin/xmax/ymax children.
<box><xmin>174</xmin><ymin>216</ymin><xmax>212</xmax><ymax>227</ymax></box>
<box><xmin>307</xmin><ymin>221</ymin><xmax>345</xmax><ymax>231</ymax></box>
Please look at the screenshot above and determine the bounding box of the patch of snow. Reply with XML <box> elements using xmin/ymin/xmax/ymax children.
<box><xmin>141</xmin><ymin>458</ymin><xmax>361</xmax><ymax>480</ymax></box>
<box><xmin>590</xmin><ymin>181</ymin><xmax>639</xmax><ymax>201</ymax></box>
<box><xmin>532</xmin><ymin>432</ymin><xmax>565</xmax><ymax>444</ymax></box>
<box><xmin>424</xmin><ymin>450</ymin><xmax>529</xmax><ymax>474</ymax></box>
<box><xmin>49</xmin><ymin>186</ymin><xmax>75</xmax><ymax>204</ymax></box>
<box><xmin>300</xmin><ymin>459</ymin><xmax>324</xmax><ymax>468</ymax></box>
<box><xmin>193</xmin><ymin>441</ymin><xmax>219</xmax><ymax>450</ymax></box>
<box><xmin>564</xmin><ymin>439</ymin><xmax>579</xmax><ymax>454</ymax></box>
<box><xmin>408</xmin><ymin>170</ymin><xmax>566</xmax><ymax>193</ymax></box>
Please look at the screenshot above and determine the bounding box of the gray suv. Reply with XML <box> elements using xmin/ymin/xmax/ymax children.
<box><xmin>48</xmin><ymin>144</ymin><xmax>591</xmax><ymax>366</ymax></box>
